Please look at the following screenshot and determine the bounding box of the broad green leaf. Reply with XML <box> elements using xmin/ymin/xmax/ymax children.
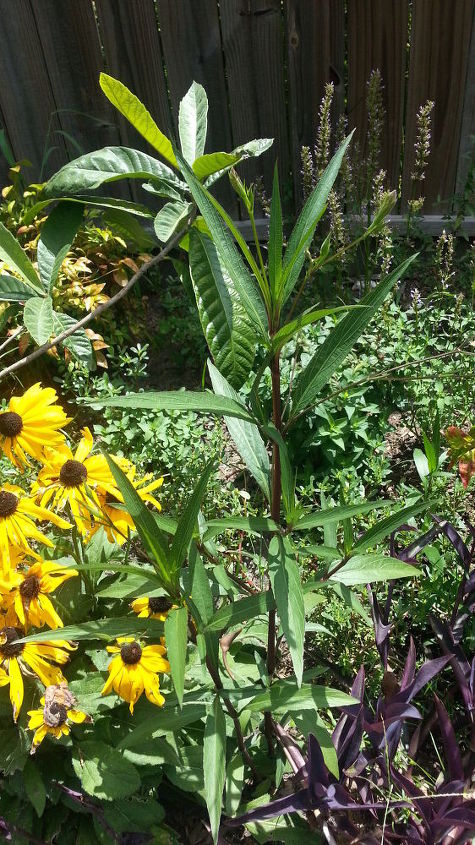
<box><xmin>208</xmin><ymin>360</ymin><xmax>271</xmax><ymax>500</ymax></box>
<box><xmin>51</xmin><ymin>311</ymin><xmax>94</xmax><ymax>368</ymax></box>
<box><xmin>45</xmin><ymin>146</ymin><xmax>180</xmax><ymax>196</ymax></box>
<box><xmin>142</xmin><ymin>178</ymin><xmax>184</xmax><ymax>202</ymax></box>
<box><xmin>100</xmin><ymin>73</ymin><xmax>176</xmax><ymax>166</ymax></box>
<box><xmin>204</xmin><ymin>696</ymin><xmax>226</xmax><ymax>844</ymax></box>
<box><xmin>193</xmin><ymin>151</ymin><xmax>241</xmax><ymax>181</ymax></box>
<box><xmin>105</xmin><ymin>455</ymin><xmax>172</xmax><ymax>591</ymax></box>
<box><xmin>164</xmin><ymin>607</ymin><xmax>188</xmax><ymax>707</ymax></box>
<box><xmin>272</xmin><ymin>305</ymin><xmax>362</xmax><ymax>354</ymax></box>
<box><xmin>245</xmin><ymin>680</ymin><xmax>357</xmax><ymax>713</ymax></box>
<box><xmin>72</xmin><ymin>741</ymin><xmax>140</xmax><ymax>801</ymax></box>
<box><xmin>102</xmin><ymin>797</ymin><xmax>164</xmax><ymax>836</ymax></box>
<box><xmin>268</xmin><ymin>165</ymin><xmax>283</xmax><ymax>303</ymax></box>
<box><xmin>352</xmin><ymin>500</ymin><xmax>430</xmax><ymax>553</ymax></box>
<box><xmin>294</xmin><ymin>500</ymin><xmax>390</xmax><ymax>531</ymax></box>
<box><xmin>189</xmin><ymin>228</ymin><xmax>257</xmax><ymax>389</ymax></box>
<box><xmin>329</xmin><ymin>554</ymin><xmax>419</xmax><ymax>586</ymax></box>
<box><xmin>118</xmin><ymin>703</ymin><xmax>207</xmax><ymax>748</ymax></box>
<box><xmin>37</xmin><ymin>201</ymin><xmax>84</xmax><ymax>292</ymax></box>
<box><xmin>282</xmin><ymin>132</ymin><xmax>354</xmax><ymax>305</ymax></box>
<box><xmin>0</xmin><ymin>273</ymin><xmax>35</xmax><ymax>302</ymax></box>
<box><xmin>16</xmin><ymin>616</ymin><xmax>164</xmax><ymax>644</ymax></box>
<box><xmin>101</xmin><ymin>208</ymin><xmax>157</xmax><ymax>250</ymax></box>
<box><xmin>179</xmin><ymin>81</ymin><xmax>208</xmax><ymax>164</ymax></box>
<box><xmin>23</xmin><ymin>759</ymin><xmax>46</xmax><ymax>817</ymax></box>
<box><xmin>91</xmin><ymin>388</ymin><xmax>255</xmax><ymax>422</ymax></box>
<box><xmin>414</xmin><ymin>447</ymin><xmax>430</xmax><ymax>481</ymax></box>
<box><xmin>154</xmin><ymin>199</ymin><xmax>192</xmax><ymax>242</ymax></box>
<box><xmin>176</xmin><ymin>150</ymin><xmax>268</xmax><ymax>338</ymax></box>
<box><xmin>205</xmin><ymin>138</ymin><xmax>273</xmax><ymax>188</ymax></box>
<box><xmin>269</xmin><ymin>537</ymin><xmax>305</xmax><ymax>686</ymax></box>
<box><xmin>206</xmin><ymin>590</ymin><xmax>275</xmax><ymax>633</ymax></box>
<box><xmin>24</xmin><ymin>195</ymin><xmax>153</xmax><ymax>225</ymax></box>
<box><xmin>0</xmin><ymin>221</ymin><xmax>41</xmax><ymax>292</ymax></box>
<box><xmin>23</xmin><ymin>296</ymin><xmax>53</xmax><ymax>344</ymax></box>
<box><xmin>203</xmin><ymin>515</ymin><xmax>277</xmax><ymax>542</ymax></box>
<box><xmin>187</xmin><ymin>543</ymin><xmax>214</xmax><ymax>626</ymax></box>
<box><xmin>170</xmin><ymin>463</ymin><xmax>213</xmax><ymax>572</ymax></box>
<box><xmin>290</xmin><ymin>255</ymin><xmax>417</xmax><ymax>416</ymax></box>
<box><xmin>225</xmin><ymin>753</ymin><xmax>245</xmax><ymax>817</ymax></box>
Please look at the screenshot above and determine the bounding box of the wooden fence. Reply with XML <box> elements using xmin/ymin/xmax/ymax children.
<box><xmin>0</xmin><ymin>0</ymin><xmax>473</xmax><ymax>217</ymax></box>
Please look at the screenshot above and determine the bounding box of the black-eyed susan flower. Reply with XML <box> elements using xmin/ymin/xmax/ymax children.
<box><xmin>0</xmin><ymin>383</ymin><xmax>71</xmax><ymax>469</ymax></box>
<box><xmin>0</xmin><ymin>559</ymin><xmax>78</xmax><ymax>630</ymax></box>
<box><xmin>94</xmin><ymin>464</ymin><xmax>163</xmax><ymax>546</ymax></box>
<box><xmin>0</xmin><ymin>626</ymin><xmax>76</xmax><ymax>721</ymax></box>
<box><xmin>131</xmin><ymin>596</ymin><xmax>174</xmax><ymax>621</ymax></box>
<box><xmin>0</xmin><ymin>484</ymin><xmax>72</xmax><ymax>572</ymax></box>
<box><xmin>33</xmin><ymin>428</ymin><xmax>124</xmax><ymax>536</ymax></box>
<box><xmin>101</xmin><ymin>636</ymin><xmax>170</xmax><ymax>713</ymax></box>
<box><xmin>27</xmin><ymin>683</ymin><xmax>90</xmax><ymax>753</ymax></box>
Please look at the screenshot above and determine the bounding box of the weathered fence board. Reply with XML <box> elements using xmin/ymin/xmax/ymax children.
<box><xmin>157</xmin><ymin>0</ymin><xmax>237</xmax><ymax>212</ymax></box>
<box><xmin>0</xmin><ymin>0</ymin><xmax>67</xmax><ymax>177</ymax></box>
<box><xmin>401</xmin><ymin>0</ymin><xmax>474</xmax><ymax>211</ymax></box>
<box><xmin>219</xmin><ymin>0</ymin><xmax>289</xmax><ymax>192</ymax></box>
<box><xmin>286</xmin><ymin>0</ymin><xmax>345</xmax><ymax>203</ymax></box>
<box><xmin>456</xmin><ymin>5</ymin><xmax>475</xmax><ymax>204</ymax></box>
<box><xmin>347</xmin><ymin>0</ymin><xmax>408</xmax><ymax>192</ymax></box>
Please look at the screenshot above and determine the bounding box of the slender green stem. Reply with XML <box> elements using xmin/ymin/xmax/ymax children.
<box><xmin>250</xmin><ymin>204</ymin><xmax>269</xmax><ymax>294</ymax></box>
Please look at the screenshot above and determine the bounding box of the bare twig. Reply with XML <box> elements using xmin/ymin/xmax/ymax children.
<box><xmin>0</xmin><ymin>218</ymin><xmax>194</xmax><ymax>383</ymax></box>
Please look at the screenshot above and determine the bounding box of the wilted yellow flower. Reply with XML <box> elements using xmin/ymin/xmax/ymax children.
<box><xmin>0</xmin><ymin>484</ymin><xmax>71</xmax><ymax>573</ymax></box>
<box><xmin>101</xmin><ymin>637</ymin><xmax>169</xmax><ymax>713</ymax></box>
<box><xmin>27</xmin><ymin>683</ymin><xmax>90</xmax><ymax>753</ymax></box>
<box><xmin>0</xmin><ymin>627</ymin><xmax>75</xmax><ymax>720</ymax></box>
<box><xmin>0</xmin><ymin>383</ymin><xmax>71</xmax><ymax>469</ymax></box>
<box><xmin>0</xmin><ymin>559</ymin><xmax>77</xmax><ymax>630</ymax></box>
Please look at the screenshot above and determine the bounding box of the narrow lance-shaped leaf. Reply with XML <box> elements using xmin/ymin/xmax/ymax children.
<box><xmin>170</xmin><ymin>463</ymin><xmax>213</xmax><ymax>573</ymax></box>
<box><xmin>205</xmin><ymin>590</ymin><xmax>275</xmax><ymax>633</ymax></box>
<box><xmin>24</xmin><ymin>195</ymin><xmax>153</xmax><ymax>225</ymax></box>
<box><xmin>352</xmin><ymin>500</ymin><xmax>431</xmax><ymax>553</ymax></box>
<box><xmin>37</xmin><ymin>201</ymin><xmax>84</xmax><ymax>293</ymax></box>
<box><xmin>90</xmin><ymin>388</ymin><xmax>255</xmax><ymax>422</ymax></box>
<box><xmin>294</xmin><ymin>500</ymin><xmax>391</xmax><ymax>531</ymax></box>
<box><xmin>268</xmin><ymin>164</ymin><xmax>283</xmax><ymax>304</ymax></box>
<box><xmin>208</xmin><ymin>360</ymin><xmax>271</xmax><ymax>501</ymax></box>
<box><xmin>186</xmin><ymin>543</ymin><xmax>214</xmax><ymax>627</ymax></box>
<box><xmin>329</xmin><ymin>554</ymin><xmax>420</xmax><ymax>586</ymax></box>
<box><xmin>281</xmin><ymin>132</ymin><xmax>354</xmax><ymax>306</ymax></box>
<box><xmin>179</xmin><ymin>81</ymin><xmax>208</xmax><ymax>164</ymax></box>
<box><xmin>272</xmin><ymin>305</ymin><xmax>366</xmax><ymax>354</ymax></box>
<box><xmin>105</xmin><ymin>454</ymin><xmax>173</xmax><ymax>592</ymax></box>
<box><xmin>100</xmin><ymin>73</ymin><xmax>177</xmax><ymax>167</ymax></box>
<box><xmin>269</xmin><ymin>536</ymin><xmax>305</xmax><ymax>686</ymax></box>
<box><xmin>164</xmin><ymin>607</ymin><xmax>188</xmax><ymax>708</ymax></box>
<box><xmin>16</xmin><ymin>616</ymin><xmax>164</xmax><ymax>644</ymax></box>
<box><xmin>289</xmin><ymin>254</ymin><xmax>418</xmax><ymax>417</ymax></box>
<box><xmin>0</xmin><ymin>221</ymin><xmax>42</xmax><ymax>293</ymax></box>
<box><xmin>189</xmin><ymin>228</ymin><xmax>257</xmax><ymax>389</ymax></box>
<box><xmin>204</xmin><ymin>696</ymin><xmax>227</xmax><ymax>844</ymax></box>
<box><xmin>175</xmin><ymin>149</ymin><xmax>268</xmax><ymax>339</ymax></box>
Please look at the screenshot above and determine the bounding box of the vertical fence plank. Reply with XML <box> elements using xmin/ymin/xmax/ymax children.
<box><xmin>219</xmin><ymin>0</ymin><xmax>289</xmax><ymax>196</ymax></box>
<box><xmin>455</xmin><ymin>5</ymin><xmax>475</xmax><ymax>205</ymax></box>
<box><xmin>286</xmin><ymin>0</ymin><xmax>345</xmax><ymax>204</ymax></box>
<box><xmin>0</xmin><ymin>0</ymin><xmax>67</xmax><ymax>178</ymax></box>
<box><xmin>95</xmin><ymin>0</ymin><xmax>174</xmax><ymax>148</ymax></box>
<box><xmin>31</xmin><ymin>0</ymin><xmax>120</xmax><ymax>161</ymax></box>
<box><xmin>157</xmin><ymin>0</ymin><xmax>236</xmax><ymax>211</ymax></box>
<box><xmin>347</xmin><ymin>0</ymin><xmax>408</xmax><ymax>192</ymax></box>
<box><xmin>402</xmin><ymin>0</ymin><xmax>474</xmax><ymax>212</ymax></box>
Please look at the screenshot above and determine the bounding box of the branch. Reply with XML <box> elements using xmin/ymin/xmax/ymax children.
<box><xmin>0</xmin><ymin>217</ymin><xmax>194</xmax><ymax>383</ymax></box>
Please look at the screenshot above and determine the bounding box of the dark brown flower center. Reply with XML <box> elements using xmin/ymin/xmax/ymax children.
<box><xmin>148</xmin><ymin>597</ymin><xmax>173</xmax><ymax>615</ymax></box>
<box><xmin>59</xmin><ymin>459</ymin><xmax>87</xmax><ymax>488</ymax></box>
<box><xmin>0</xmin><ymin>491</ymin><xmax>19</xmax><ymax>518</ymax></box>
<box><xmin>43</xmin><ymin>701</ymin><xmax>68</xmax><ymax>727</ymax></box>
<box><xmin>0</xmin><ymin>627</ymin><xmax>24</xmax><ymax>657</ymax></box>
<box><xmin>0</xmin><ymin>411</ymin><xmax>23</xmax><ymax>438</ymax></box>
<box><xmin>20</xmin><ymin>575</ymin><xmax>40</xmax><ymax>601</ymax></box>
<box><xmin>120</xmin><ymin>641</ymin><xmax>142</xmax><ymax>665</ymax></box>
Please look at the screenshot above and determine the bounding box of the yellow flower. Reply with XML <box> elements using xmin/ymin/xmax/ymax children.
<box><xmin>0</xmin><ymin>626</ymin><xmax>76</xmax><ymax>721</ymax></box>
<box><xmin>0</xmin><ymin>484</ymin><xmax>72</xmax><ymax>573</ymax></box>
<box><xmin>101</xmin><ymin>637</ymin><xmax>170</xmax><ymax>713</ymax></box>
<box><xmin>94</xmin><ymin>466</ymin><xmax>163</xmax><ymax>546</ymax></box>
<box><xmin>0</xmin><ymin>559</ymin><xmax>78</xmax><ymax>630</ymax></box>
<box><xmin>27</xmin><ymin>683</ymin><xmax>90</xmax><ymax>753</ymax></box>
<box><xmin>0</xmin><ymin>383</ymin><xmax>71</xmax><ymax>469</ymax></box>
<box><xmin>33</xmin><ymin>428</ymin><xmax>123</xmax><ymax>536</ymax></box>
<box><xmin>131</xmin><ymin>596</ymin><xmax>174</xmax><ymax>622</ymax></box>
